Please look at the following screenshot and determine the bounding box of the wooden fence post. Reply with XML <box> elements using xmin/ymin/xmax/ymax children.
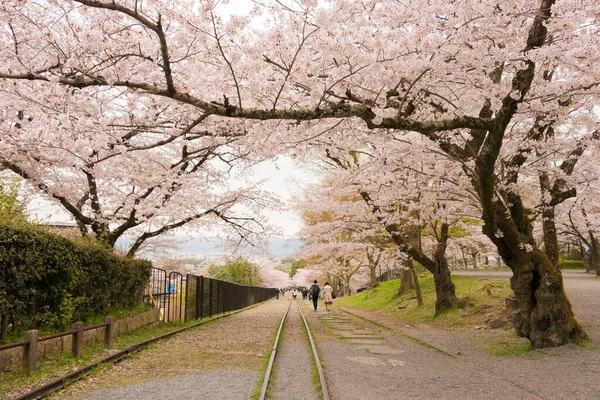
<box><xmin>104</xmin><ymin>316</ymin><xmax>115</xmax><ymax>349</ymax></box>
<box><xmin>22</xmin><ymin>329</ymin><xmax>38</xmax><ymax>376</ymax></box>
<box><xmin>71</xmin><ymin>321</ymin><xmax>83</xmax><ymax>358</ymax></box>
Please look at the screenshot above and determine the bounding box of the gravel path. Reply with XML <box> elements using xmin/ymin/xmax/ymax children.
<box><xmin>333</xmin><ymin>269</ymin><xmax>600</xmax><ymax>400</ymax></box>
<box><xmin>304</xmin><ymin>306</ymin><xmax>541</xmax><ymax>400</ymax></box>
<box><xmin>49</xmin><ymin>299</ymin><xmax>289</xmax><ymax>400</ymax></box>
<box><xmin>270</xmin><ymin>300</ymin><xmax>317</xmax><ymax>400</ymax></box>
<box><xmin>79</xmin><ymin>370</ymin><xmax>257</xmax><ymax>400</ymax></box>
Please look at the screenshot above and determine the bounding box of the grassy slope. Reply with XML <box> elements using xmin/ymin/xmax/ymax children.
<box><xmin>336</xmin><ymin>273</ymin><xmax>513</xmax><ymax>330</ymax></box>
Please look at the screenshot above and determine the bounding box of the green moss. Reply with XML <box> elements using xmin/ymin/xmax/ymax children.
<box><xmin>486</xmin><ymin>339</ymin><xmax>533</xmax><ymax>356</ymax></box>
<box><xmin>577</xmin><ymin>341</ymin><xmax>599</xmax><ymax>351</ymax></box>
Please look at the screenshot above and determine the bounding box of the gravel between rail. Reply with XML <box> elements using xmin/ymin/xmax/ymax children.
<box><xmin>46</xmin><ymin>299</ymin><xmax>289</xmax><ymax>400</ymax></box>
<box><xmin>269</xmin><ymin>301</ymin><xmax>317</xmax><ymax>400</ymax></box>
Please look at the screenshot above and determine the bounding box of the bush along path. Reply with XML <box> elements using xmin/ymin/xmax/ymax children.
<box><xmin>44</xmin><ymin>299</ymin><xmax>289</xmax><ymax>400</ymax></box>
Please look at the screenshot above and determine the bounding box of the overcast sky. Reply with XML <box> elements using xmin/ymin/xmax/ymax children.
<box><xmin>27</xmin><ymin>156</ymin><xmax>319</xmax><ymax>238</ymax></box>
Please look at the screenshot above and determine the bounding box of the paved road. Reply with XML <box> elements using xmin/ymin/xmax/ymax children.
<box><xmin>453</xmin><ymin>269</ymin><xmax>600</xmax><ymax>342</ymax></box>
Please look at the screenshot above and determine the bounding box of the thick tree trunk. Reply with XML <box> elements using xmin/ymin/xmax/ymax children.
<box><xmin>432</xmin><ymin>224</ymin><xmax>460</xmax><ymax>314</ymax></box>
<box><xmin>502</xmin><ymin>248</ymin><xmax>587</xmax><ymax>348</ymax></box>
<box><xmin>397</xmin><ymin>260</ymin><xmax>416</xmax><ymax>296</ymax></box>
<box><xmin>579</xmin><ymin>239</ymin><xmax>592</xmax><ymax>273</ymax></box>
<box><xmin>541</xmin><ymin>206</ymin><xmax>560</xmax><ymax>269</ymax></box>
<box><xmin>433</xmin><ymin>261</ymin><xmax>459</xmax><ymax>313</ymax></box>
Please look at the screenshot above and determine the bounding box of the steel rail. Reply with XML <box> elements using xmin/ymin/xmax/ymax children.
<box><xmin>297</xmin><ymin>301</ymin><xmax>330</xmax><ymax>400</ymax></box>
<box><xmin>14</xmin><ymin>303</ymin><xmax>266</xmax><ymax>400</ymax></box>
<box><xmin>258</xmin><ymin>299</ymin><xmax>292</xmax><ymax>400</ymax></box>
<box><xmin>259</xmin><ymin>300</ymin><xmax>330</xmax><ymax>400</ymax></box>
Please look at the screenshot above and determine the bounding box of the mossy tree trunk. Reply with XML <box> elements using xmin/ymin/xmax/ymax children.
<box><xmin>383</xmin><ymin>221</ymin><xmax>458</xmax><ymax>314</ymax></box>
<box><xmin>478</xmin><ymin>162</ymin><xmax>587</xmax><ymax>347</ymax></box>
<box><xmin>398</xmin><ymin>260</ymin><xmax>416</xmax><ymax>296</ymax></box>
<box><xmin>501</xmin><ymin>246</ymin><xmax>586</xmax><ymax>348</ymax></box>
<box><xmin>356</xmin><ymin>191</ymin><xmax>459</xmax><ymax>314</ymax></box>
<box><xmin>431</xmin><ymin>223</ymin><xmax>459</xmax><ymax>313</ymax></box>
<box><xmin>541</xmin><ymin>206</ymin><xmax>560</xmax><ymax>269</ymax></box>
<box><xmin>463</xmin><ymin>5</ymin><xmax>588</xmax><ymax>345</ymax></box>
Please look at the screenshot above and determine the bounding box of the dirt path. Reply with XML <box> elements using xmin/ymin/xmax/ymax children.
<box><xmin>270</xmin><ymin>301</ymin><xmax>317</xmax><ymax>400</ymax></box>
<box><xmin>338</xmin><ymin>299</ymin><xmax>600</xmax><ymax>399</ymax></box>
<box><xmin>303</xmin><ymin>304</ymin><xmax>546</xmax><ymax>400</ymax></box>
<box><xmin>48</xmin><ymin>299</ymin><xmax>289</xmax><ymax>400</ymax></box>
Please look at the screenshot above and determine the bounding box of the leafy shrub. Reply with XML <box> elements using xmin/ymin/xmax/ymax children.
<box><xmin>0</xmin><ymin>224</ymin><xmax>151</xmax><ymax>341</ymax></box>
<box><xmin>558</xmin><ymin>258</ymin><xmax>585</xmax><ymax>270</ymax></box>
<box><xmin>209</xmin><ymin>258</ymin><xmax>263</xmax><ymax>286</ymax></box>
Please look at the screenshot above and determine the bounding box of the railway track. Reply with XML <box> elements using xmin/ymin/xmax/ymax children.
<box><xmin>11</xmin><ymin>300</ymin><xmax>329</xmax><ymax>400</ymax></box>
<box><xmin>259</xmin><ymin>299</ymin><xmax>329</xmax><ymax>400</ymax></box>
<box><xmin>11</xmin><ymin>305</ymin><xmax>260</xmax><ymax>400</ymax></box>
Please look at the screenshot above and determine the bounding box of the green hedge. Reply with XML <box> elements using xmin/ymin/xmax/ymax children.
<box><xmin>0</xmin><ymin>224</ymin><xmax>151</xmax><ymax>340</ymax></box>
<box><xmin>558</xmin><ymin>258</ymin><xmax>585</xmax><ymax>270</ymax></box>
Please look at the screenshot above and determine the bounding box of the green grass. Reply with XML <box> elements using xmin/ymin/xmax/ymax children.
<box><xmin>336</xmin><ymin>273</ymin><xmax>512</xmax><ymax>329</ymax></box>
<box><xmin>577</xmin><ymin>341</ymin><xmax>599</xmax><ymax>350</ymax></box>
<box><xmin>485</xmin><ymin>338</ymin><xmax>533</xmax><ymax>357</ymax></box>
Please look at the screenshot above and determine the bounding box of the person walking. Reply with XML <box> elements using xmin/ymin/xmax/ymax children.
<box><xmin>309</xmin><ymin>280</ymin><xmax>320</xmax><ymax>311</ymax></box>
<box><xmin>322</xmin><ymin>282</ymin><xmax>333</xmax><ymax>311</ymax></box>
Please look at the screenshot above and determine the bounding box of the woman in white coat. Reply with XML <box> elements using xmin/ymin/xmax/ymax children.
<box><xmin>322</xmin><ymin>282</ymin><xmax>333</xmax><ymax>311</ymax></box>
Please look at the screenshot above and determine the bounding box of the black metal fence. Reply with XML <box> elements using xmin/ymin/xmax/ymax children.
<box><xmin>144</xmin><ymin>267</ymin><xmax>276</xmax><ymax>322</ymax></box>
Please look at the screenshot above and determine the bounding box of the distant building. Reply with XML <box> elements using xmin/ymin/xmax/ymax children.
<box><xmin>38</xmin><ymin>221</ymin><xmax>80</xmax><ymax>237</ymax></box>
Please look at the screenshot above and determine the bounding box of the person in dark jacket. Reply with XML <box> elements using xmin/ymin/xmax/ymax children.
<box><xmin>309</xmin><ymin>280</ymin><xmax>320</xmax><ymax>311</ymax></box>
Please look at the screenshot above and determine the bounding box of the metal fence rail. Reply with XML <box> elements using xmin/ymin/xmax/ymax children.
<box><xmin>144</xmin><ymin>267</ymin><xmax>277</xmax><ymax>323</ymax></box>
<box><xmin>184</xmin><ymin>273</ymin><xmax>277</xmax><ymax>322</ymax></box>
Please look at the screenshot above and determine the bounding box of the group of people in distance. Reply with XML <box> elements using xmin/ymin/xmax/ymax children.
<box><xmin>281</xmin><ymin>280</ymin><xmax>334</xmax><ymax>312</ymax></box>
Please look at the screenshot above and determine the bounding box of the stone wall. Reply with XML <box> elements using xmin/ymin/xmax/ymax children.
<box><xmin>0</xmin><ymin>308</ymin><xmax>159</xmax><ymax>372</ymax></box>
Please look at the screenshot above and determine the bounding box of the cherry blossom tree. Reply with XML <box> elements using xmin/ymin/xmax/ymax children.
<box><xmin>1</xmin><ymin>0</ymin><xmax>598</xmax><ymax>347</ymax></box>
<box><xmin>297</xmin><ymin>145</ymin><xmax>480</xmax><ymax>312</ymax></box>
<box><xmin>0</xmin><ymin>105</ymin><xmax>273</xmax><ymax>256</ymax></box>
<box><xmin>558</xmin><ymin>172</ymin><xmax>600</xmax><ymax>275</ymax></box>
